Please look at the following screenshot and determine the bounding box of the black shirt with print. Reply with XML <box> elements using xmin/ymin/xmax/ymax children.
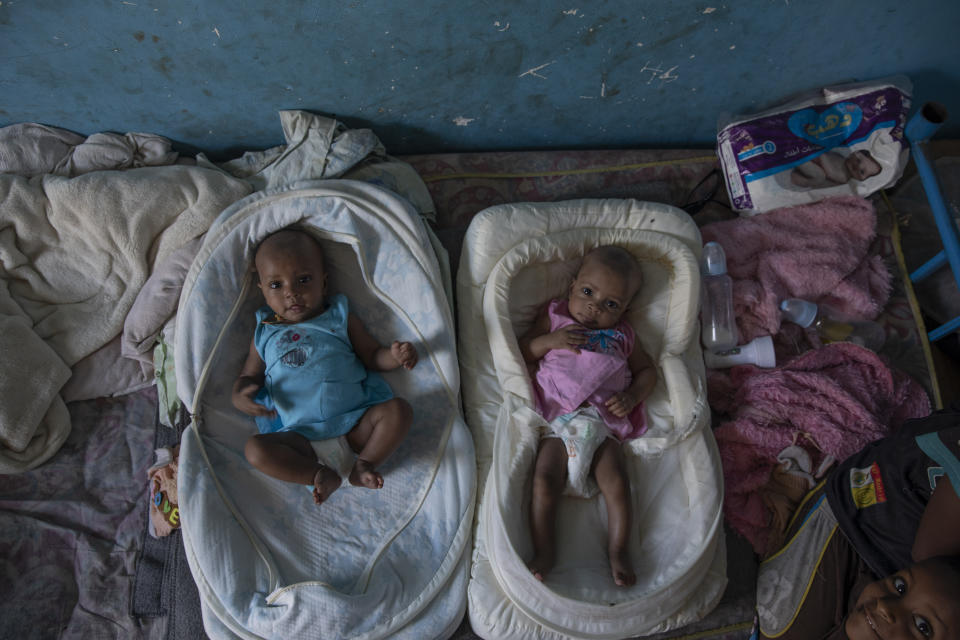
<box><xmin>826</xmin><ymin>404</ymin><xmax>960</xmax><ymax>578</ymax></box>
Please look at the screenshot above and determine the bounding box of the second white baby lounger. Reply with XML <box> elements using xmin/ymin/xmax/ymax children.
<box><xmin>175</xmin><ymin>180</ymin><xmax>476</xmax><ymax>639</ymax></box>
<box><xmin>457</xmin><ymin>200</ymin><xmax>726</xmax><ymax>639</ymax></box>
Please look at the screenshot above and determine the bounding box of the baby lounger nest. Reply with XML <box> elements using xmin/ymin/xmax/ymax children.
<box><xmin>175</xmin><ymin>180</ymin><xmax>476</xmax><ymax>639</ymax></box>
<box><xmin>457</xmin><ymin>200</ymin><xmax>726</xmax><ymax>639</ymax></box>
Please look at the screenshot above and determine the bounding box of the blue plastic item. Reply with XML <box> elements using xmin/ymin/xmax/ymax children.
<box><xmin>904</xmin><ymin>102</ymin><xmax>960</xmax><ymax>341</ymax></box>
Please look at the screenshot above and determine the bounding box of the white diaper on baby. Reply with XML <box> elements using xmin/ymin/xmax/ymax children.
<box><xmin>310</xmin><ymin>436</ymin><xmax>355</xmax><ymax>480</ymax></box>
<box><xmin>545</xmin><ymin>406</ymin><xmax>613</xmax><ymax>498</ymax></box>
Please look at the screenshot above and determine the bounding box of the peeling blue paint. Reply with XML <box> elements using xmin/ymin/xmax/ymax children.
<box><xmin>0</xmin><ymin>0</ymin><xmax>956</xmax><ymax>156</ymax></box>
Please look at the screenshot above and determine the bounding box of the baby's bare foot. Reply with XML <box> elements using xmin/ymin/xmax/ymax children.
<box><xmin>527</xmin><ymin>550</ymin><xmax>555</xmax><ymax>582</ymax></box>
<box><xmin>609</xmin><ymin>548</ymin><xmax>636</xmax><ymax>587</ymax></box>
<box><xmin>312</xmin><ymin>466</ymin><xmax>341</xmax><ymax>505</ymax></box>
<box><xmin>349</xmin><ymin>458</ymin><xmax>383</xmax><ymax>489</ymax></box>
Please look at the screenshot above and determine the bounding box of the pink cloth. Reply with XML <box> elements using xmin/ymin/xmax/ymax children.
<box><xmin>711</xmin><ymin>342</ymin><xmax>930</xmax><ymax>554</ymax></box>
<box><xmin>533</xmin><ymin>299</ymin><xmax>646</xmax><ymax>441</ymax></box>
<box><xmin>701</xmin><ymin>196</ymin><xmax>891</xmax><ymax>344</ymax></box>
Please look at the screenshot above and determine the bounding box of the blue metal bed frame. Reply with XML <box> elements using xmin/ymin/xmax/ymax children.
<box><xmin>905</xmin><ymin>102</ymin><xmax>960</xmax><ymax>341</ymax></box>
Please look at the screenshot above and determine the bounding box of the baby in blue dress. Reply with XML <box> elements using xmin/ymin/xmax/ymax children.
<box><xmin>231</xmin><ymin>228</ymin><xmax>417</xmax><ymax>505</ymax></box>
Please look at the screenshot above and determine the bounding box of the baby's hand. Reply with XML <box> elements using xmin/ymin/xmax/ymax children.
<box><xmin>544</xmin><ymin>326</ymin><xmax>588</xmax><ymax>354</ymax></box>
<box><xmin>391</xmin><ymin>341</ymin><xmax>418</xmax><ymax>370</ymax></box>
<box><xmin>605</xmin><ymin>391</ymin><xmax>638</xmax><ymax>418</ymax></box>
<box><xmin>232</xmin><ymin>380</ymin><xmax>276</xmax><ymax>418</ymax></box>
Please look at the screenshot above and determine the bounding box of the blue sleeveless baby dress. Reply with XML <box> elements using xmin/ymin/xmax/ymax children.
<box><xmin>253</xmin><ymin>293</ymin><xmax>393</xmax><ymax>440</ymax></box>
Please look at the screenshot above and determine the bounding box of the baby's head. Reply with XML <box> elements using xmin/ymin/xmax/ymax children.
<box><xmin>567</xmin><ymin>246</ymin><xmax>642</xmax><ymax>330</ymax></box>
<box><xmin>253</xmin><ymin>228</ymin><xmax>328</xmax><ymax>323</ymax></box>
<box><xmin>844</xmin><ymin>556</ymin><xmax>960</xmax><ymax>640</ymax></box>
<box><xmin>845</xmin><ymin>150</ymin><xmax>882</xmax><ymax>182</ymax></box>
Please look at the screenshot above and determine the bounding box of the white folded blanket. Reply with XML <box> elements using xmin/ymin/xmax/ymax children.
<box><xmin>0</xmin><ymin>165</ymin><xmax>251</xmax><ymax>472</ymax></box>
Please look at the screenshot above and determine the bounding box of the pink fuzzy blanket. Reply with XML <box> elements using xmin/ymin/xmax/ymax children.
<box><xmin>710</xmin><ymin>342</ymin><xmax>930</xmax><ymax>554</ymax></box>
<box><xmin>701</xmin><ymin>196</ymin><xmax>892</xmax><ymax>343</ymax></box>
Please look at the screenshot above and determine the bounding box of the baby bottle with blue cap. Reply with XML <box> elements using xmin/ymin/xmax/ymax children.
<box><xmin>700</xmin><ymin>241</ymin><xmax>738</xmax><ymax>352</ymax></box>
<box><xmin>779</xmin><ymin>298</ymin><xmax>886</xmax><ymax>352</ymax></box>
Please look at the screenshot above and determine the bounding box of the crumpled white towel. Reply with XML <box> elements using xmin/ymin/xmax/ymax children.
<box><xmin>0</xmin><ymin>122</ymin><xmax>179</xmax><ymax>177</ymax></box>
<box><xmin>202</xmin><ymin>110</ymin><xmax>382</xmax><ymax>191</ymax></box>
<box><xmin>0</xmin><ymin>165</ymin><xmax>251</xmax><ymax>472</ymax></box>
<box><xmin>1</xmin><ymin>165</ymin><xmax>250</xmax><ymax>365</ymax></box>
<box><xmin>0</xmin><ymin>300</ymin><xmax>71</xmax><ymax>472</ymax></box>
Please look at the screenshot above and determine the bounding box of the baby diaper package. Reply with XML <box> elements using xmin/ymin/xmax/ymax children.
<box><xmin>717</xmin><ymin>76</ymin><xmax>912</xmax><ymax>215</ymax></box>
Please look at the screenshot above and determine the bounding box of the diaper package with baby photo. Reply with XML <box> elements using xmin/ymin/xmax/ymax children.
<box><xmin>717</xmin><ymin>76</ymin><xmax>912</xmax><ymax>215</ymax></box>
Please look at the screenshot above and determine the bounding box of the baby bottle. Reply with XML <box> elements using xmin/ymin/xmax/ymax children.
<box><xmin>703</xmin><ymin>335</ymin><xmax>776</xmax><ymax>369</ymax></box>
<box><xmin>779</xmin><ymin>298</ymin><xmax>886</xmax><ymax>352</ymax></box>
<box><xmin>700</xmin><ymin>242</ymin><xmax>738</xmax><ymax>352</ymax></box>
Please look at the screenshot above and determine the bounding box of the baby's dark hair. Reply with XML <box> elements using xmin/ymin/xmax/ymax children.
<box><xmin>582</xmin><ymin>245</ymin><xmax>643</xmax><ymax>294</ymax></box>
<box><xmin>252</xmin><ymin>227</ymin><xmax>325</xmax><ymax>282</ymax></box>
<box><xmin>255</xmin><ymin>227</ymin><xmax>324</xmax><ymax>259</ymax></box>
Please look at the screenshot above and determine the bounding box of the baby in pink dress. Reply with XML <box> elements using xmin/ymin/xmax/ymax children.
<box><xmin>519</xmin><ymin>246</ymin><xmax>657</xmax><ymax>587</ymax></box>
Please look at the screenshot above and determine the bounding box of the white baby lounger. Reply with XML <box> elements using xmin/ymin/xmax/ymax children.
<box><xmin>175</xmin><ymin>180</ymin><xmax>476</xmax><ymax>639</ymax></box>
<box><xmin>457</xmin><ymin>200</ymin><xmax>726</xmax><ymax>639</ymax></box>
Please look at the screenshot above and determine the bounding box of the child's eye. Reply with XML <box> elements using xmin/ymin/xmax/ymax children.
<box><xmin>581</xmin><ymin>287</ymin><xmax>593</xmax><ymax>296</ymax></box>
<box><xmin>914</xmin><ymin>615</ymin><xmax>932</xmax><ymax>638</ymax></box>
<box><xmin>298</xmin><ymin>275</ymin><xmax>312</xmax><ymax>284</ymax></box>
<box><xmin>605</xmin><ymin>300</ymin><xmax>620</xmax><ymax>310</ymax></box>
<box><xmin>269</xmin><ymin>281</ymin><xmax>282</xmax><ymax>289</ymax></box>
<box><xmin>892</xmin><ymin>576</ymin><xmax>907</xmax><ymax>594</ymax></box>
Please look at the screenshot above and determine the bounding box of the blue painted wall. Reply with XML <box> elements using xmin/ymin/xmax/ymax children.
<box><xmin>2</xmin><ymin>0</ymin><xmax>958</xmax><ymax>157</ymax></box>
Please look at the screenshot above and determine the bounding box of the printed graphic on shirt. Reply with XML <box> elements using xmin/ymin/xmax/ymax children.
<box><xmin>277</xmin><ymin>329</ymin><xmax>312</xmax><ymax>367</ymax></box>
<box><xmin>849</xmin><ymin>462</ymin><xmax>887</xmax><ymax>509</ymax></box>
<box><xmin>583</xmin><ymin>329</ymin><xmax>625</xmax><ymax>354</ymax></box>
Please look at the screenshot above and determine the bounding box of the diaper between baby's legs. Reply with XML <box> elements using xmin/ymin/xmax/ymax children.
<box><xmin>544</xmin><ymin>406</ymin><xmax>614</xmax><ymax>498</ymax></box>
<box><xmin>303</xmin><ymin>436</ymin><xmax>354</xmax><ymax>488</ymax></box>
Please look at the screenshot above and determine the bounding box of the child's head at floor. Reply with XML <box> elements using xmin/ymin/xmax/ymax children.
<box><xmin>254</xmin><ymin>228</ymin><xmax>328</xmax><ymax>324</ymax></box>
<box><xmin>567</xmin><ymin>245</ymin><xmax>642</xmax><ymax>330</ymax></box>
<box><xmin>844</xmin><ymin>555</ymin><xmax>960</xmax><ymax>640</ymax></box>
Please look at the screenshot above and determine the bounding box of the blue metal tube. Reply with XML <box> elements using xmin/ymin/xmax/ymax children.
<box><xmin>910</xmin><ymin>251</ymin><xmax>947</xmax><ymax>283</ymax></box>
<box><xmin>905</xmin><ymin>103</ymin><xmax>960</xmax><ymax>287</ymax></box>
<box><xmin>904</xmin><ymin>101</ymin><xmax>960</xmax><ymax>341</ymax></box>
<box><xmin>929</xmin><ymin>314</ymin><xmax>960</xmax><ymax>342</ymax></box>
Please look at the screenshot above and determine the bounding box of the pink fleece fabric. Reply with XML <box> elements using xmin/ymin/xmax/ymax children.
<box><xmin>710</xmin><ymin>342</ymin><xmax>930</xmax><ymax>554</ymax></box>
<box><xmin>701</xmin><ymin>196</ymin><xmax>891</xmax><ymax>343</ymax></box>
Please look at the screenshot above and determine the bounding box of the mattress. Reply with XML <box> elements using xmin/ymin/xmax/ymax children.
<box><xmin>1</xmin><ymin>135</ymin><xmax>943</xmax><ymax>640</ymax></box>
<box><xmin>174</xmin><ymin>180</ymin><xmax>476</xmax><ymax>639</ymax></box>
<box><xmin>456</xmin><ymin>199</ymin><xmax>726</xmax><ymax>639</ymax></box>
